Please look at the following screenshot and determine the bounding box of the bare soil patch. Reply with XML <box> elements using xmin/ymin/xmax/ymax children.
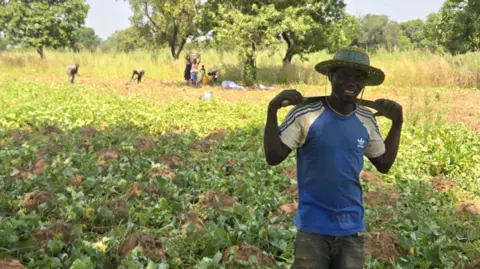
<box><xmin>0</xmin><ymin>258</ymin><xmax>26</xmax><ymax>269</ymax></box>
<box><xmin>69</xmin><ymin>176</ymin><xmax>83</xmax><ymax>186</ymax></box>
<box><xmin>364</xmin><ymin>188</ymin><xmax>401</xmax><ymax>208</ymax></box>
<box><xmin>79</xmin><ymin>125</ymin><xmax>97</xmax><ymax>137</ymax></box>
<box><xmin>158</xmin><ymin>154</ymin><xmax>182</xmax><ymax>169</ymax></box>
<box><xmin>124</xmin><ymin>182</ymin><xmax>158</xmax><ymax>199</ymax></box>
<box><xmin>135</xmin><ymin>138</ymin><xmax>156</xmax><ymax>151</ymax></box>
<box><xmin>96</xmin><ymin>199</ymin><xmax>129</xmax><ymax>217</ymax></box>
<box><xmin>98</xmin><ymin>148</ymin><xmax>121</xmax><ymax>162</ymax></box>
<box><xmin>365</xmin><ymin>231</ymin><xmax>408</xmax><ymax>263</ymax></box>
<box><xmin>282</xmin><ymin>165</ymin><xmax>296</xmax><ymax>179</ymax></box>
<box><xmin>456</xmin><ymin>200</ymin><xmax>480</xmax><ymax>216</ymax></box>
<box><xmin>41</xmin><ymin>125</ymin><xmax>62</xmax><ymax>135</ymax></box>
<box><xmin>180</xmin><ymin>211</ymin><xmax>205</xmax><ymax>234</ymax></box>
<box><xmin>222</xmin><ymin>243</ymin><xmax>275</xmax><ymax>267</ymax></box>
<box><xmin>32</xmin><ymin>222</ymin><xmax>75</xmax><ymax>249</ymax></box>
<box><xmin>279</xmin><ymin>203</ymin><xmax>297</xmax><ymax>217</ymax></box>
<box><xmin>119</xmin><ymin>233</ymin><xmax>166</xmax><ymax>262</ymax></box>
<box><xmin>360</xmin><ymin>170</ymin><xmax>383</xmax><ymax>185</ymax></box>
<box><xmin>29</xmin><ymin>158</ymin><xmax>47</xmax><ymax>175</ymax></box>
<box><xmin>190</xmin><ymin>129</ymin><xmax>226</xmax><ymax>153</ymax></box>
<box><xmin>23</xmin><ymin>190</ymin><xmax>53</xmax><ymax>211</ymax></box>
<box><xmin>147</xmin><ymin>168</ymin><xmax>176</xmax><ymax>181</ymax></box>
<box><xmin>197</xmin><ymin>191</ymin><xmax>237</xmax><ymax>210</ymax></box>
<box><xmin>429</xmin><ymin>176</ymin><xmax>457</xmax><ymax>193</ymax></box>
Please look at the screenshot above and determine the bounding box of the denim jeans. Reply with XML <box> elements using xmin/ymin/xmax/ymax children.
<box><xmin>290</xmin><ymin>231</ymin><xmax>365</xmax><ymax>269</ymax></box>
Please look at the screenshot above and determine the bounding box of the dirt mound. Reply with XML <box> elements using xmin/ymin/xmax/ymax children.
<box><xmin>429</xmin><ymin>176</ymin><xmax>457</xmax><ymax>193</ymax></box>
<box><xmin>69</xmin><ymin>176</ymin><xmax>83</xmax><ymax>186</ymax></box>
<box><xmin>147</xmin><ymin>168</ymin><xmax>176</xmax><ymax>181</ymax></box>
<box><xmin>80</xmin><ymin>126</ymin><xmax>97</xmax><ymax>137</ymax></box>
<box><xmin>135</xmin><ymin>138</ymin><xmax>156</xmax><ymax>151</ymax></box>
<box><xmin>29</xmin><ymin>158</ymin><xmax>47</xmax><ymax>175</ymax></box>
<box><xmin>10</xmin><ymin>131</ymin><xmax>31</xmax><ymax>145</ymax></box>
<box><xmin>282</xmin><ymin>165</ymin><xmax>296</xmax><ymax>179</ymax></box>
<box><xmin>119</xmin><ymin>233</ymin><xmax>166</xmax><ymax>262</ymax></box>
<box><xmin>41</xmin><ymin>125</ymin><xmax>62</xmax><ymax>135</ymax></box>
<box><xmin>365</xmin><ymin>231</ymin><xmax>407</xmax><ymax>262</ymax></box>
<box><xmin>98</xmin><ymin>149</ymin><xmax>121</xmax><ymax>162</ymax></box>
<box><xmin>466</xmin><ymin>258</ymin><xmax>480</xmax><ymax>269</ymax></box>
<box><xmin>0</xmin><ymin>258</ymin><xmax>25</xmax><ymax>269</ymax></box>
<box><xmin>279</xmin><ymin>203</ymin><xmax>297</xmax><ymax>217</ymax></box>
<box><xmin>24</xmin><ymin>190</ymin><xmax>52</xmax><ymax>211</ymax></box>
<box><xmin>124</xmin><ymin>182</ymin><xmax>158</xmax><ymax>199</ymax></box>
<box><xmin>456</xmin><ymin>200</ymin><xmax>480</xmax><ymax>215</ymax></box>
<box><xmin>360</xmin><ymin>170</ymin><xmax>383</xmax><ymax>185</ymax></box>
<box><xmin>190</xmin><ymin>129</ymin><xmax>226</xmax><ymax>153</ymax></box>
<box><xmin>198</xmin><ymin>191</ymin><xmax>237</xmax><ymax>210</ymax></box>
<box><xmin>96</xmin><ymin>199</ymin><xmax>129</xmax><ymax>217</ymax></box>
<box><xmin>222</xmin><ymin>243</ymin><xmax>275</xmax><ymax>267</ymax></box>
<box><xmin>180</xmin><ymin>211</ymin><xmax>205</xmax><ymax>234</ymax></box>
<box><xmin>158</xmin><ymin>154</ymin><xmax>182</xmax><ymax>169</ymax></box>
<box><xmin>78</xmin><ymin>138</ymin><xmax>93</xmax><ymax>152</ymax></box>
<box><xmin>38</xmin><ymin>142</ymin><xmax>63</xmax><ymax>156</ymax></box>
<box><xmin>281</xmin><ymin>184</ymin><xmax>298</xmax><ymax>199</ymax></box>
<box><xmin>364</xmin><ymin>188</ymin><xmax>401</xmax><ymax>208</ymax></box>
<box><xmin>32</xmin><ymin>223</ymin><xmax>75</xmax><ymax>249</ymax></box>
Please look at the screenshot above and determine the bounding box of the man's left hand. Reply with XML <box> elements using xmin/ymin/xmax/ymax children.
<box><xmin>373</xmin><ymin>99</ymin><xmax>403</xmax><ymax>124</ymax></box>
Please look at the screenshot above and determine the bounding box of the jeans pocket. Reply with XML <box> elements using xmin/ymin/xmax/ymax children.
<box><xmin>346</xmin><ymin>234</ymin><xmax>365</xmax><ymax>246</ymax></box>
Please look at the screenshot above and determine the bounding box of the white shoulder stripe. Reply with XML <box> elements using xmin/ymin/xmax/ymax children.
<box><xmin>279</xmin><ymin>102</ymin><xmax>323</xmax><ymax>132</ymax></box>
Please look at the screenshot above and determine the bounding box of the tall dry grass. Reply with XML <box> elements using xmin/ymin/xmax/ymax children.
<box><xmin>0</xmin><ymin>47</ymin><xmax>479</xmax><ymax>88</ymax></box>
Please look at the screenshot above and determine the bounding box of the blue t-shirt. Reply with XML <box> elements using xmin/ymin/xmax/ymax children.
<box><xmin>279</xmin><ymin>99</ymin><xmax>385</xmax><ymax>236</ymax></box>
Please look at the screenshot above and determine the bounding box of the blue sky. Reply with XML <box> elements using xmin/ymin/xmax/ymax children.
<box><xmin>85</xmin><ymin>0</ymin><xmax>446</xmax><ymax>40</ymax></box>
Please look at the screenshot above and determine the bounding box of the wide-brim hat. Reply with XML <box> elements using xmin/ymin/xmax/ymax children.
<box><xmin>314</xmin><ymin>47</ymin><xmax>385</xmax><ymax>86</ymax></box>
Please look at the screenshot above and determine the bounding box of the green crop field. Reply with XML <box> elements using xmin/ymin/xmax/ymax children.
<box><xmin>0</xmin><ymin>49</ymin><xmax>480</xmax><ymax>269</ymax></box>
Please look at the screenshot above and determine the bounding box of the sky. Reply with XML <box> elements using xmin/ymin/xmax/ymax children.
<box><xmin>85</xmin><ymin>0</ymin><xmax>446</xmax><ymax>40</ymax></box>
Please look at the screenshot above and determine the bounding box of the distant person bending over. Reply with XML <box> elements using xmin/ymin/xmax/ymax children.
<box><xmin>184</xmin><ymin>55</ymin><xmax>192</xmax><ymax>85</ymax></box>
<box><xmin>264</xmin><ymin>47</ymin><xmax>403</xmax><ymax>269</ymax></box>
<box><xmin>190</xmin><ymin>58</ymin><xmax>201</xmax><ymax>87</ymax></box>
<box><xmin>66</xmin><ymin>64</ymin><xmax>79</xmax><ymax>84</ymax></box>
<box><xmin>130</xmin><ymin>69</ymin><xmax>145</xmax><ymax>83</ymax></box>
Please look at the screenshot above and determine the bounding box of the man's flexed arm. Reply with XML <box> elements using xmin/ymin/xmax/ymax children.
<box><xmin>264</xmin><ymin>90</ymin><xmax>304</xmax><ymax>166</ymax></box>
<box><xmin>368</xmin><ymin>99</ymin><xmax>404</xmax><ymax>174</ymax></box>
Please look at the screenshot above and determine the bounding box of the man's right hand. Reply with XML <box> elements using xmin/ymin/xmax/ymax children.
<box><xmin>268</xmin><ymin>89</ymin><xmax>304</xmax><ymax>110</ymax></box>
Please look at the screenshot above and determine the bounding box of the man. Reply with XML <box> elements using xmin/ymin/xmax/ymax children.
<box><xmin>66</xmin><ymin>64</ymin><xmax>79</xmax><ymax>84</ymax></box>
<box><xmin>264</xmin><ymin>47</ymin><xmax>403</xmax><ymax>268</ymax></box>
<box><xmin>130</xmin><ymin>69</ymin><xmax>145</xmax><ymax>83</ymax></box>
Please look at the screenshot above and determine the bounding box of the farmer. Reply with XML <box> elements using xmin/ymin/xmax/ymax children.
<box><xmin>190</xmin><ymin>58</ymin><xmax>201</xmax><ymax>87</ymax></box>
<box><xmin>184</xmin><ymin>55</ymin><xmax>192</xmax><ymax>85</ymax></box>
<box><xmin>264</xmin><ymin>47</ymin><xmax>403</xmax><ymax>269</ymax></box>
<box><xmin>66</xmin><ymin>63</ymin><xmax>79</xmax><ymax>84</ymax></box>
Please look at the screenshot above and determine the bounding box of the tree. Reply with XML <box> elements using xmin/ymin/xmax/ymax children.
<box><xmin>98</xmin><ymin>26</ymin><xmax>153</xmax><ymax>53</ymax></box>
<box><xmin>126</xmin><ymin>0</ymin><xmax>202</xmax><ymax>59</ymax></box>
<box><xmin>203</xmin><ymin>2</ymin><xmax>284</xmax><ymax>86</ymax></box>
<box><xmin>352</xmin><ymin>14</ymin><xmax>409</xmax><ymax>51</ymax></box>
<box><xmin>73</xmin><ymin>27</ymin><xmax>102</xmax><ymax>52</ymax></box>
<box><xmin>0</xmin><ymin>0</ymin><xmax>89</xmax><ymax>59</ymax></box>
<box><xmin>434</xmin><ymin>0</ymin><xmax>480</xmax><ymax>54</ymax></box>
<box><xmin>401</xmin><ymin>19</ymin><xmax>427</xmax><ymax>49</ymax></box>
<box><xmin>274</xmin><ymin>0</ymin><xmax>352</xmax><ymax>64</ymax></box>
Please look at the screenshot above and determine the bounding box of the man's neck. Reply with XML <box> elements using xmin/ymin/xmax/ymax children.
<box><xmin>326</xmin><ymin>95</ymin><xmax>355</xmax><ymax>115</ymax></box>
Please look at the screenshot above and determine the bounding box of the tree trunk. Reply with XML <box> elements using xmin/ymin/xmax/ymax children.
<box><xmin>37</xmin><ymin>47</ymin><xmax>44</xmax><ymax>59</ymax></box>
<box><xmin>281</xmin><ymin>32</ymin><xmax>294</xmax><ymax>65</ymax></box>
<box><xmin>173</xmin><ymin>38</ymin><xmax>187</xmax><ymax>60</ymax></box>
<box><xmin>243</xmin><ymin>47</ymin><xmax>256</xmax><ymax>87</ymax></box>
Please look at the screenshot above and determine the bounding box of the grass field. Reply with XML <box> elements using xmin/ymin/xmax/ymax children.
<box><xmin>0</xmin><ymin>49</ymin><xmax>480</xmax><ymax>268</ymax></box>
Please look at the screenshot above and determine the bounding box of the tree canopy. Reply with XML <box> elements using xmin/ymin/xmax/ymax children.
<box><xmin>0</xmin><ymin>0</ymin><xmax>89</xmax><ymax>58</ymax></box>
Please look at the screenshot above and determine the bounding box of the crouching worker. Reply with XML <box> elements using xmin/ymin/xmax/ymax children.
<box><xmin>263</xmin><ymin>47</ymin><xmax>403</xmax><ymax>269</ymax></box>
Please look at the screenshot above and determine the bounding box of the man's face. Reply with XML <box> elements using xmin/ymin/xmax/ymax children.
<box><xmin>329</xmin><ymin>67</ymin><xmax>368</xmax><ymax>103</ymax></box>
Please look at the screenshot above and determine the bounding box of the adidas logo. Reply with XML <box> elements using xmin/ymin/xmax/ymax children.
<box><xmin>357</xmin><ymin>138</ymin><xmax>365</xmax><ymax>148</ymax></box>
